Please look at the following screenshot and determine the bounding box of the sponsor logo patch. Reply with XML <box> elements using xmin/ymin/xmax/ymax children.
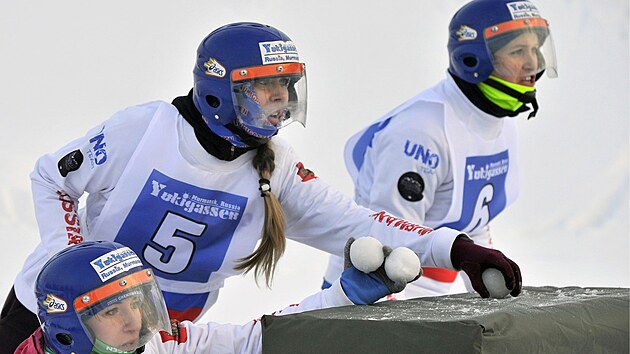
<box><xmin>90</xmin><ymin>247</ymin><xmax>143</xmax><ymax>282</ymax></box>
<box><xmin>258</xmin><ymin>40</ymin><xmax>299</xmax><ymax>65</ymax></box>
<box><xmin>397</xmin><ymin>172</ymin><xmax>424</xmax><ymax>202</ymax></box>
<box><xmin>58</xmin><ymin>149</ymin><xmax>84</xmax><ymax>177</ymax></box>
<box><xmin>456</xmin><ymin>25</ymin><xmax>478</xmax><ymax>41</ymax></box>
<box><xmin>506</xmin><ymin>1</ymin><xmax>540</xmax><ymax>19</ymax></box>
<box><xmin>203</xmin><ymin>58</ymin><xmax>226</xmax><ymax>78</ymax></box>
<box><xmin>43</xmin><ymin>294</ymin><xmax>68</xmax><ymax>314</ymax></box>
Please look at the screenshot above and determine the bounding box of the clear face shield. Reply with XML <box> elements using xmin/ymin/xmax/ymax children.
<box><xmin>230</xmin><ymin>62</ymin><xmax>307</xmax><ymax>139</ymax></box>
<box><xmin>74</xmin><ymin>269</ymin><xmax>171</xmax><ymax>353</ymax></box>
<box><xmin>484</xmin><ymin>17</ymin><xmax>558</xmax><ymax>85</ymax></box>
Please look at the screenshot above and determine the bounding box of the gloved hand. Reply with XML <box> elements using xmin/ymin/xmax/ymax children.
<box><xmin>450</xmin><ymin>236</ymin><xmax>522</xmax><ymax>298</ymax></box>
<box><xmin>340</xmin><ymin>237</ymin><xmax>422</xmax><ymax>305</ymax></box>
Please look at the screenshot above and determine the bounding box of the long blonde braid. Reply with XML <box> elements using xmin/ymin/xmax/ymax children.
<box><xmin>233</xmin><ymin>141</ymin><xmax>286</xmax><ymax>286</ymax></box>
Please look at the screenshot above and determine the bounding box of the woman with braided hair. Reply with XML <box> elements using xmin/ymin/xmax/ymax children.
<box><xmin>1</xmin><ymin>22</ymin><xmax>522</xmax><ymax>353</ymax></box>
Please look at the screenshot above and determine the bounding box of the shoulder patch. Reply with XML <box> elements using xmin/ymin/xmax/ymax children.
<box><xmin>159</xmin><ymin>320</ymin><xmax>189</xmax><ymax>344</ymax></box>
<box><xmin>295</xmin><ymin>162</ymin><xmax>317</xmax><ymax>182</ymax></box>
<box><xmin>397</xmin><ymin>171</ymin><xmax>424</xmax><ymax>202</ymax></box>
<box><xmin>58</xmin><ymin>150</ymin><xmax>84</xmax><ymax>177</ymax></box>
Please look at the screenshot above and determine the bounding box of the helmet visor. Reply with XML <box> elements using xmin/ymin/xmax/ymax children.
<box><xmin>74</xmin><ymin>269</ymin><xmax>171</xmax><ymax>353</ymax></box>
<box><xmin>484</xmin><ymin>17</ymin><xmax>558</xmax><ymax>83</ymax></box>
<box><xmin>230</xmin><ymin>62</ymin><xmax>307</xmax><ymax>139</ymax></box>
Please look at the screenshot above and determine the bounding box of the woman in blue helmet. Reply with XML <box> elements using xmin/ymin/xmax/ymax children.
<box><xmin>16</xmin><ymin>240</ymin><xmax>417</xmax><ymax>353</ymax></box>
<box><xmin>323</xmin><ymin>0</ymin><xmax>557</xmax><ymax>298</ymax></box>
<box><xmin>1</xmin><ymin>21</ymin><xmax>522</xmax><ymax>352</ymax></box>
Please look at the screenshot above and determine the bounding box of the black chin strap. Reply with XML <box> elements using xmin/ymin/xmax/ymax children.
<box><xmin>482</xmin><ymin>78</ymin><xmax>539</xmax><ymax>119</ymax></box>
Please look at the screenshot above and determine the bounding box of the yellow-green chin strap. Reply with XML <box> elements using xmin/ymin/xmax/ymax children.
<box><xmin>478</xmin><ymin>75</ymin><xmax>538</xmax><ymax>118</ymax></box>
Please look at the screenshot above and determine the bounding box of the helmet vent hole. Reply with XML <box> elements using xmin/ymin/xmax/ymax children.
<box><xmin>463</xmin><ymin>57</ymin><xmax>478</xmax><ymax>68</ymax></box>
<box><xmin>56</xmin><ymin>333</ymin><xmax>73</xmax><ymax>345</ymax></box>
<box><xmin>206</xmin><ymin>95</ymin><xmax>220</xmax><ymax>108</ymax></box>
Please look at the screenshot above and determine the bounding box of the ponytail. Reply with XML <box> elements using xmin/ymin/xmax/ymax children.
<box><xmin>234</xmin><ymin>141</ymin><xmax>286</xmax><ymax>286</ymax></box>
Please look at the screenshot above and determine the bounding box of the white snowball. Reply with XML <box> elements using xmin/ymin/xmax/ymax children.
<box><xmin>384</xmin><ymin>247</ymin><xmax>421</xmax><ymax>283</ymax></box>
<box><xmin>482</xmin><ymin>268</ymin><xmax>511</xmax><ymax>299</ymax></box>
<box><xmin>349</xmin><ymin>237</ymin><xmax>384</xmax><ymax>273</ymax></box>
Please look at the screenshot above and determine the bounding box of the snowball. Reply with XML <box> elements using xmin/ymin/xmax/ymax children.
<box><xmin>482</xmin><ymin>268</ymin><xmax>511</xmax><ymax>299</ymax></box>
<box><xmin>384</xmin><ymin>247</ymin><xmax>421</xmax><ymax>283</ymax></box>
<box><xmin>349</xmin><ymin>237</ymin><xmax>384</xmax><ymax>273</ymax></box>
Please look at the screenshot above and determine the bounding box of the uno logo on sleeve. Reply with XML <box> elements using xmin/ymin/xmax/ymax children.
<box><xmin>403</xmin><ymin>140</ymin><xmax>440</xmax><ymax>174</ymax></box>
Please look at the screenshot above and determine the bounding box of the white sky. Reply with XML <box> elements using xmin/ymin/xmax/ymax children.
<box><xmin>0</xmin><ymin>0</ymin><xmax>628</xmax><ymax>324</ymax></box>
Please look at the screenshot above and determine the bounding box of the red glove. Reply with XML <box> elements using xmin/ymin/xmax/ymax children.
<box><xmin>450</xmin><ymin>236</ymin><xmax>522</xmax><ymax>298</ymax></box>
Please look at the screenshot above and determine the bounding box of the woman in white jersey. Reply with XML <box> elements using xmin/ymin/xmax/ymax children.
<box><xmin>323</xmin><ymin>0</ymin><xmax>556</xmax><ymax>297</ymax></box>
<box><xmin>1</xmin><ymin>22</ymin><xmax>522</xmax><ymax>352</ymax></box>
<box><xmin>16</xmin><ymin>240</ymin><xmax>413</xmax><ymax>353</ymax></box>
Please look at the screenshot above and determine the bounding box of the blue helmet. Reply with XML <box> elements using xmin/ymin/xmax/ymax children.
<box><xmin>447</xmin><ymin>0</ymin><xmax>557</xmax><ymax>84</ymax></box>
<box><xmin>193</xmin><ymin>22</ymin><xmax>308</xmax><ymax>148</ymax></box>
<box><xmin>35</xmin><ymin>241</ymin><xmax>171</xmax><ymax>354</ymax></box>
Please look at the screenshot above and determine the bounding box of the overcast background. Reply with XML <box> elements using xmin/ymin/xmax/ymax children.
<box><xmin>1</xmin><ymin>0</ymin><xmax>628</xmax><ymax>325</ymax></box>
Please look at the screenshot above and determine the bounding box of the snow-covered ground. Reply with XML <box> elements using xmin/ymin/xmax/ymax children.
<box><xmin>0</xmin><ymin>0</ymin><xmax>627</xmax><ymax>325</ymax></box>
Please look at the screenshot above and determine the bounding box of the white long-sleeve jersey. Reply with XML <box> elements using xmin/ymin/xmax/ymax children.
<box><xmin>324</xmin><ymin>73</ymin><xmax>520</xmax><ymax>296</ymax></box>
<box><xmin>144</xmin><ymin>280</ymin><xmax>351</xmax><ymax>354</ymax></box>
<box><xmin>15</xmin><ymin>100</ymin><xmax>464</xmax><ymax>320</ymax></box>
<box><xmin>16</xmin><ymin>281</ymin><xmax>352</xmax><ymax>354</ymax></box>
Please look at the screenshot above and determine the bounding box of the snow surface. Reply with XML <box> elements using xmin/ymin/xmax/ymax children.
<box><xmin>0</xmin><ymin>0</ymin><xmax>628</xmax><ymax>325</ymax></box>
